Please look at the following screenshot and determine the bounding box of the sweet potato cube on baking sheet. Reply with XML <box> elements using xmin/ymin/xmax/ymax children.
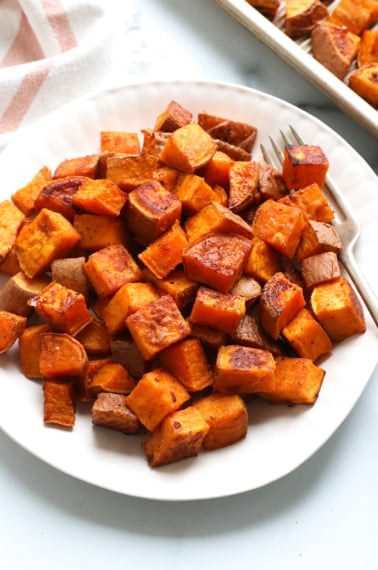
<box><xmin>144</xmin><ymin>268</ymin><xmax>198</xmax><ymax>309</ymax></box>
<box><xmin>214</xmin><ymin>345</ymin><xmax>276</xmax><ymax>394</ymax></box>
<box><xmin>285</xmin><ymin>0</ymin><xmax>328</xmax><ymax>39</ymax></box>
<box><xmin>126</xmin><ymin>295</ymin><xmax>190</xmax><ymax>360</ymax></box>
<box><xmin>357</xmin><ymin>30</ymin><xmax>378</xmax><ymax>67</ymax></box>
<box><xmin>228</xmin><ymin>161</ymin><xmax>260</xmax><ymax>213</ymax></box>
<box><xmin>230</xmin><ymin>276</ymin><xmax>261</xmax><ymax>308</ymax></box>
<box><xmin>348</xmin><ymin>63</ymin><xmax>378</xmax><ymax>107</ymax></box>
<box><xmin>51</xmin><ymin>256</ymin><xmax>89</xmax><ymax>298</ymax></box>
<box><xmin>174</xmin><ymin>173</ymin><xmax>219</xmax><ymax>215</ymax></box>
<box><xmin>83</xmin><ymin>244</ymin><xmax>143</xmax><ymax>297</ymax></box>
<box><xmin>310</xmin><ymin>277</ymin><xmax>366</xmax><ymax>341</ymax></box>
<box><xmin>197</xmin><ymin>112</ymin><xmax>257</xmax><ymax>153</ymax></box>
<box><xmin>0</xmin><ymin>200</ymin><xmax>25</xmax><ymax>263</ymax></box>
<box><xmin>39</xmin><ymin>332</ymin><xmax>88</xmax><ymax>378</ymax></box>
<box><xmin>105</xmin><ymin>153</ymin><xmax>158</xmax><ymax>192</ymax></box>
<box><xmin>0</xmin><ymin>271</ymin><xmax>50</xmax><ymax>316</ymax></box>
<box><xmin>138</xmin><ymin>221</ymin><xmax>188</xmax><ymax>279</ymax></box>
<box><xmin>100</xmin><ymin>131</ymin><xmax>140</xmax><ymax>154</ymax></box>
<box><xmin>53</xmin><ymin>154</ymin><xmax>100</xmax><ymax>179</ymax></box>
<box><xmin>92</xmin><ymin>392</ymin><xmax>140</xmax><ymax>433</ymax></box>
<box><xmin>154</xmin><ymin>100</ymin><xmax>193</xmax><ymax>132</ymax></box>
<box><xmin>142</xmin><ymin>406</ymin><xmax>209</xmax><ymax>467</ymax></box>
<box><xmin>126</xmin><ymin>367</ymin><xmax>190</xmax><ymax>431</ymax></box>
<box><xmin>259</xmin><ymin>272</ymin><xmax>306</xmax><ymax>339</ymax></box>
<box><xmin>282</xmin><ymin>308</ymin><xmax>333</xmax><ymax>361</ymax></box>
<box><xmin>77</xmin><ymin>357</ymin><xmax>112</xmax><ymax>402</ymax></box>
<box><xmin>296</xmin><ymin>220</ymin><xmax>342</xmax><ymax>261</ymax></box>
<box><xmin>43</xmin><ymin>378</ymin><xmax>75</xmax><ymax>427</ymax></box>
<box><xmin>159</xmin><ymin>338</ymin><xmax>213</xmax><ymax>392</ymax></box>
<box><xmin>125</xmin><ymin>180</ymin><xmax>182</xmax><ymax>244</ymax></box>
<box><xmin>244</xmin><ymin>237</ymin><xmax>281</xmax><ymax>283</ymax></box>
<box><xmin>278</xmin><ymin>183</ymin><xmax>334</xmax><ymax>223</ymax></box>
<box><xmin>11</xmin><ymin>166</ymin><xmax>52</xmax><ymax>216</ymax></box>
<box><xmin>90</xmin><ymin>362</ymin><xmax>136</xmax><ymax>395</ymax></box>
<box><xmin>110</xmin><ymin>336</ymin><xmax>149</xmax><ymax>379</ymax></box>
<box><xmin>73</xmin><ymin>213</ymin><xmax>128</xmax><ymax>250</ymax></box>
<box><xmin>103</xmin><ymin>281</ymin><xmax>160</xmax><ymax>334</ymax></box>
<box><xmin>194</xmin><ymin>392</ymin><xmax>248</xmax><ymax>450</ymax></box>
<box><xmin>15</xmin><ymin>208</ymin><xmax>80</xmax><ymax>278</ymax></box>
<box><xmin>282</xmin><ymin>145</ymin><xmax>329</xmax><ymax>190</ymax></box>
<box><xmin>252</xmin><ymin>199</ymin><xmax>305</xmax><ymax>258</ymax></box>
<box><xmin>75</xmin><ymin>318</ymin><xmax>111</xmax><ymax>355</ymax></box>
<box><xmin>202</xmin><ymin>151</ymin><xmax>233</xmax><ymax>189</ymax></box>
<box><xmin>185</xmin><ymin>201</ymin><xmax>253</xmax><ymax>243</ymax></box>
<box><xmin>311</xmin><ymin>22</ymin><xmax>361</xmax><ymax>80</ymax></box>
<box><xmin>189</xmin><ymin>286</ymin><xmax>246</xmax><ymax>334</ymax></box>
<box><xmin>35</xmin><ymin>176</ymin><xmax>84</xmax><ymax>220</ymax></box>
<box><xmin>259</xmin><ymin>356</ymin><xmax>325</xmax><ymax>405</ymax></box>
<box><xmin>182</xmin><ymin>232</ymin><xmax>252</xmax><ymax>293</ymax></box>
<box><xmin>0</xmin><ymin>310</ymin><xmax>27</xmax><ymax>353</ymax></box>
<box><xmin>301</xmin><ymin>251</ymin><xmax>341</xmax><ymax>290</ymax></box>
<box><xmin>18</xmin><ymin>323</ymin><xmax>50</xmax><ymax>378</ymax></box>
<box><xmin>231</xmin><ymin>313</ymin><xmax>282</xmax><ymax>355</ymax></box>
<box><xmin>72</xmin><ymin>177</ymin><xmax>127</xmax><ymax>217</ymax></box>
<box><xmin>328</xmin><ymin>0</ymin><xmax>378</xmax><ymax>36</ymax></box>
<box><xmin>159</xmin><ymin>123</ymin><xmax>217</xmax><ymax>173</ymax></box>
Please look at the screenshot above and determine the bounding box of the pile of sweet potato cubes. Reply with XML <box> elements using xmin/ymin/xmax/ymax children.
<box><xmin>0</xmin><ymin>100</ymin><xmax>366</xmax><ymax>468</ymax></box>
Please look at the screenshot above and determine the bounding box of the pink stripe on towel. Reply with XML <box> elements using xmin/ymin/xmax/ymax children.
<box><xmin>41</xmin><ymin>0</ymin><xmax>78</xmax><ymax>52</ymax></box>
<box><xmin>0</xmin><ymin>13</ymin><xmax>45</xmax><ymax>68</ymax></box>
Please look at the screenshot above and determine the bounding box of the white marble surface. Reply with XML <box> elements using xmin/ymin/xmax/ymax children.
<box><xmin>1</xmin><ymin>1</ymin><xmax>377</xmax><ymax>569</ymax></box>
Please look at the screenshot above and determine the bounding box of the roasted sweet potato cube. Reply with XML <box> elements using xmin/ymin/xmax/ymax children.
<box><xmin>75</xmin><ymin>318</ymin><xmax>111</xmax><ymax>355</ymax></box>
<box><xmin>73</xmin><ymin>213</ymin><xmax>128</xmax><ymax>250</ymax></box>
<box><xmin>259</xmin><ymin>356</ymin><xmax>325</xmax><ymax>405</ymax></box>
<box><xmin>296</xmin><ymin>220</ymin><xmax>342</xmax><ymax>261</ymax></box>
<box><xmin>126</xmin><ymin>294</ymin><xmax>191</xmax><ymax>360</ymax></box>
<box><xmin>230</xmin><ymin>276</ymin><xmax>262</xmax><ymax>308</ymax></box>
<box><xmin>328</xmin><ymin>0</ymin><xmax>378</xmax><ymax>35</ymax></box>
<box><xmin>231</xmin><ymin>313</ymin><xmax>283</xmax><ymax>355</ymax></box>
<box><xmin>92</xmin><ymin>392</ymin><xmax>140</xmax><ymax>433</ymax></box>
<box><xmin>15</xmin><ymin>208</ymin><xmax>80</xmax><ymax>278</ymax></box>
<box><xmin>214</xmin><ymin>345</ymin><xmax>276</xmax><ymax>394</ymax></box>
<box><xmin>110</xmin><ymin>336</ymin><xmax>149</xmax><ymax>379</ymax></box>
<box><xmin>282</xmin><ymin>145</ymin><xmax>329</xmax><ymax>190</ymax></box>
<box><xmin>53</xmin><ymin>154</ymin><xmax>100</xmax><ymax>179</ymax></box>
<box><xmin>182</xmin><ymin>232</ymin><xmax>252</xmax><ymax>293</ymax></box>
<box><xmin>18</xmin><ymin>323</ymin><xmax>50</xmax><ymax>378</ymax></box>
<box><xmin>189</xmin><ymin>286</ymin><xmax>246</xmax><ymax>334</ymax></box>
<box><xmin>215</xmin><ymin>140</ymin><xmax>251</xmax><ymax>161</ymax></box>
<box><xmin>51</xmin><ymin>256</ymin><xmax>89</xmax><ymax>298</ymax></box>
<box><xmin>185</xmin><ymin>201</ymin><xmax>253</xmax><ymax>243</ymax></box>
<box><xmin>103</xmin><ymin>281</ymin><xmax>160</xmax><ymax>334</ymax></box>
<box><xmin>35</xmin><ymin>176</ymin><xmax>85</xmax><ymax>220</ymax></box>
<box><xmin>259</xmin><ymin>272</ymin><xmax>306</xmax><ymax>339</ymax></box>
<box><xmin>159</xmin><ymin>338</ymin><xmax>213</xmax><ymax>391</ymax></box>
<box><xmin>100</xmin><ymin>131</ymin><xmax>140</xmax><ymax>154</ymax></box>
<box><xmin>282</xmin><ymin>308</ymin><xmax>333</xmax><ymax>361</ymax></box>
<box><xmin>126</xmin><ymin>367</ymin><xmax>190</xmax><ymax>431</ymax></box>
<box><xmin>125</xmin><ymin>180</ymin><xmax>182</xmax><ymax>244</ymax></box>
<box><xmin>153</xmin><ymin>166</ymin><xmax>180</xmax><ymax>192</ymax></box>
<box><xmin>72</xmin><ymin>177</ymin><xmax>127</xmax><ymax>217</ymax></box>
<box><xmin>154</xmin><ymin>100</ymin><xmax>193</xmax><ymax>132</ymax></box>
<box><xmin>43</xmin><ymin>378</ymin><xmax>75</xmax><ymax>427</ymax></box>
<box><xmin>138</xmin><ymin>220</ymin><xmax>188</xmax><ymax>279</ymax></box>
<box><xmin>77</xmin><ymin>357</ymin><xmax>112</xmax><ymax>402</ymax></box>
<box><xmin>301</xmin><ymin>251</ymin><xmax>341</xmax><ymax>290</ymax></box>
<box><xmin>312</xmin><ymin>22</ymin><xmax>361</xmax><ymax>80</ymax></box>
<box><xmin>105</xmin><ymin>153</ymin><xmax>159</xmax><ymax>191</ymax></box>
<box><xmin>159</xmin><ymin>122</ymin><xmax>217</xmax><ymax>173</ymax></box>
<box><xmin>143</xmin><ymin>268</ymin><xmax>198</xmax><ymax>308</ymax></box>
<box><xmin>0</xmin><ymin>310</ymin><xmax>27</xmax><ymax>353</ymax></box>
<box><xmin>357</xmin><ymin>30</ymin><xmax>378</xmax><ymax>67</ymax></box>
<box><xmin>197</xmin><ymin>112</ymin><xmax>257</xmax><ymax>153</ymax></box>
<box><xmin>0</xmin><ymin>245</ymin><xmax>21</xmax><ymax>275</ymax></box>
<box><xmin>142</xmin><ymin>406</ymin><xmax>209</xmax><ymax>467</ymax></box>
<box><xmin>188</xmin><ymin>321</ymin><xmax>227</xmax><ymax>350</ymax></box>
<box><xmin>39</xmin><ymin>332</ymin><xmax>88</xmax><ymax>378</ymax></box>
<box><xmin>244</xmin><ymin>236</ymin><xmax>281</xmax><ymax>283</ymax></box>
<box><xmin>83</xmin><ymin>244</ymin><xmax>143</xmax><ymax>297</ymax></box>
<box><xmin>278</xmin><ymin>183</ymin><xmax>334</xmax><ymax>222</ymax></box>
<box><xmin>0</xmin><ymin>200</ymin><xmax>25</xmax><ymax>263</ymax></box>
<box><xmin>245</xmin><ymin>0</ymin><xmax>280</xmax><ymax>17</ymax></box>
<box><xmin>11</xmin><ymin>166</ymin><xmax>52</xmax><ymax>216</ymax></box>
<box><xmin>194</xmin><ymin>392</ymin><xmax>248</xmax><ymax>450</ymax></box>
<box><xmin>174</xmin><ymin>173</ymin><xmax>219</xmax><ymax>215</ymax></box>
<box><xmin>348</xmin><ymin>63</ymin><xmax>378</xmax><ymax>107</ymax></box>
<box><xmin>258</xmin><ymin>162</ymin><xmax>288</xmax><ymax>202</ymax></box>
<box><xmin>202</xmin><ymin>150</ymin><xmax>233</xmax><ymax>189</ymax></box>
<box><xmin>285</xmin><ymin>0</ymin><xmax>328</xmax><ymax>38</ymax></box>
<box><xmin>252</xmin><ymin>199</ymin><xmax>305</xmax><ymax>258</ymax></box>
<box><xmin>29</xmin><ymin>281</ymin><xmax>93</xmax><ymax>336</ymax></box>
<box><xmin>0</xmin><ymin>271</ymin><xmax>50</xmax><ymax>316</ymax></box>
<box><xmin>90</xmin><ymin>362</ymin><xmax>136</xmax><ymax>395</ymax></box>
<box><xmin>310</xmin><ymin>277</ymin><xmax>366</xmax><ymax>341</ymax></box>
<box><xmin>141</xmin><ymin>129</ymin><xmax>170</xmax><ymax>157</ymax></box>
<box><xmin>228</xmin><ymin>161</ymin><xmax>260</xmax><ymax>213</ymax></box>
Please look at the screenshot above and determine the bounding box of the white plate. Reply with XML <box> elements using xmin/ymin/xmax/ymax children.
<box><xmin>0</xmin><ymin>80</ymin><xmax>377</xmax><ymax>501</ymax></box>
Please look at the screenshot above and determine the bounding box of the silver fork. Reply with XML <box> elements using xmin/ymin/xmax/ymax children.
<box><xmin>260</xmin><ymin>125</ymin><xmax>378</xmax><ymax>327</ymax></box>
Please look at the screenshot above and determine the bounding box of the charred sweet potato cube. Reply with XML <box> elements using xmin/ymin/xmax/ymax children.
<box><xmin>53</xmin><ymin>154</ymin><xmax>100</xmax><ymax>179</ymax></box>
<box><xmin>90</xmin><ymin>362</ymin><xmax>136</xmax><ymax>395</ymax></box>
<box><xmin>214</xmin><ymin>345</ymin><xmax>276</xmax><ymax>394</ymax></box>
<box><xmin>185</xmin><ymin>201</ymin><xmax>253</xmax><ymax>243</ymax></box>
<box><xmin>125</xmin><ymin>180</ymin><xmax>182</xmax><ymax>244</ymax></box>
<box><xmin>328</xmin><ymin>0</ymin><xmax>378</xmax><ymax>36</ymax></box>
<box><xmin>231</xmin><ymin>313</ymin><xmax>283</xmax><ymax>355</ymax></box>
<box><xmin>72</xmin><ymin>177</ymin><xmax>127</xmax><ymax>217</ymax></box>
<box><xmin>154</xmin><ymin>100</ymin><xmax>193</xmax><ymax>132</ymax></box>
<box><xmin>258</xmin><ymin>162</ymin><xmax>288</xmax><ymax>202</ymax></box>
<box><xmin>83</xmin><ymin>244</ymin><xmax>143</xmax><ymax>297</ymax></box>
<box><xmin>182</xmin><ymin>232</ymin><xmax>252</xmax><ymax>293</ymax></box>
<box><xmin>102</xmin><ymin>281</ymin><xmax>160</xmax><ymax>334</ymax></box>
<box><xmin>228</xmin><ymin>161</ymin><xmax>260</xmax><ymax>213</ymax></box>
<box><xmin>143</xmin><ymin>268</ymin><xmax>198</xmax><ymax>308</ymax></box>
<box><xmin>194</xmin><ymin>392</ymin><xmax>248</xmax><ymax>450</ymax></box>
<box><xmin>312</xmin><ymin>22</ymin><xmax>361</xmax><ymax>80</ymax></box>
<box><xmin>357</xmin><ymin>30</ymin><xmax>378</xmax><ymax>67</ymax></box>
<box><xmin>100</xmin><ymin>131</ymin><xmax>140</xmax><ymax>154</ymax></box>
<box><xmin>282</xmin><ymin>308</ymin><xmax>333</xmax><ymax>361</ymax></box>
<box><xmin>92</xmin><ymin>392</ymin><xmax>140</xmax><ymax>433</ymax></box>
<box><xmin>142</xmin><ymin>406</ymin><xmax>209</xmax><ymax>467</ymax></box>
<box><xmin>39</xmin><ymin>332</ymin><xmax>88</xmax><ymax>378</ymax></box>
<box><xmin>189</xmin><ymin>286</ymin><xmax>246</xmax><ymax>334</ymax></box>
<box><xmin>202</xmin><ymin>150</ymin><xmax>233</xmax><ymax>189</ymax></box>
<box><xmin>230</xmin><ymin>276</ymin><xmax>262</xmax><ymax>308</ymax></box>
<box><xmin>75</xmin><ymin>318</ymin><xmax>111</xmax><ymax>355</ymax></box>
<box><xmin>348</xmin><ymin>63</ymin><xmax>378</xmax><ymax>107</ymax></box>
<box><xmin>51</xmin><ymin>256</ymin><xmax>89</xmax><ymax>298</ymax></box>
<box><xmin>310</xmin><ymin>277</ymin><xmax>366</xmax><ymax>341</ymax></box>
<box><xmin>110</xmin><ymin>336</ymin><xmax>149</xmax><ymax>379</ymax></box>
<box><xmin>296</xmin><ymin>220</ymin><xmax>342</xmax><ymax>261</ymax></box>
<box><xmin>301</xmin><ymin>251</ymin><xmax>341</xmax><ymax>290</ymax></box>
<box><xmin>259</xmin><ymin>356</ymin><xmax>325</xmax><ymax>405</ymax></box>
<box><xmin>126</xmin><ymin>294</ymin><xmax>191</xmax><ymax>360</ymax></box>
<box><xmin>126</xmin><ymin>367</ymin><xmax>190</xmax><ymax>431</ymax></box>
<box><xmin>138</xmin><ymin>220</ymin><xmax>188</xmax><ymax>279</ymax></box>
<box><xmin>252</xmin><ymin>199</ymin><xmax>305</xmax><ymax>258</ymax></box>
<box><xmin>43</xmin><ymin>378</ymin><xmax>75</xmax><ymax>427</ymax></box>
<box><xmin>35</xmin><ymin>176</ymin><xmax>84</xmax><ymax>220</ymax></box>
<box><xmin>0</xmin><ymin>200</ymin><xmax>25</xmax><ymax>263</ymax></box>
<box><xmin>244</xmin><ymin>236</ymin><xmax>281</xmax><ymax>283</ymax></box>
<box><xmin>0</xmin><ymin>271</ymin><xmax>50</xmax><ymax>316</ymax></box>
<box><xmin>159</xmin><ymin>122</ymin><xmax>217</xmax><ymax>173</ymax></box>
<box><xmin>0</xmin><ymin>310</ymin><xmax>27</xmax><ymax>353</ymax></box>
<box><xmin>259</xmin><ymin>272</ymin><xmax>306</xmax><ymax>339</ymax></box>
<box><xmin>15</xmin><ymin>208</ymin><xmax>80</xmax><ymax>278</ymax></box>
<box><xmin>159</xmin><ymin>338</ymin><xmax>213</xmax><ymax>392</ymax></box>
<box><xmin>282</xmin><ymin>145</ymin><xmax>329</xmax><ymax>190</ymax></box>
<box><xmin>285</xmin><ymin>0</ymin><xmax>328</xmax><ymax>38</ymax></box>
<box><xmin>18</xmin><ymin>323</ymin><xmax>50</xmax><ymax>378</ymax></box>
<box><xmin>105</xmin><ymin>153</ymin><xmax>159</xmax><ymax>191</ymax></box>
<box><xmin>77</xmin><ymin>357</ymin><xmax>112</xmax><ymax>402</ymax></box>
<box><xmin>174</xmin><ymin>173</ymin><xmax>219</xmax><ymax>215</ymax></box>
<box><xmin>29</xmin><ymin>281</ymin><xmax>93</xmax><ymax>336</ymax></box>
<box><xmin>197</xmin><ymin>112</ymin><xmax>257</xmax><ymax>153</ymax></box>
<box><xmin>73</xmin><ymin>213</ymin><xmax>128</xmax><ymax>250</ymax></box>
<box><xmin>11</xmin><ymin>166</ymin><xmax>52</xmax><ymax>216</ymax></box>
<box><xmin>278</xmin><ymin>183</ymin><xmax>334</xmax><ymax>222</ymax></box>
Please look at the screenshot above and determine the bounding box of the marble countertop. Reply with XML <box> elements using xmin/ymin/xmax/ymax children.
<box><xmin>1</xmin><ymin>1</ymin><xmax>377</xmax><ymax>569</ymax></box>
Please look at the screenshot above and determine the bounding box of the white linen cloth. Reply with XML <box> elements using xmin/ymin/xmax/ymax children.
<box><xmin>0</xmin><ymin>0</ymin><xmax>141</xmax><ymax>150</ymax></box>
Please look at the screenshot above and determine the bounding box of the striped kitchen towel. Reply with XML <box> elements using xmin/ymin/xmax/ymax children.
<box><xmin>0</xmin><ymin>0</ymin><xmax>140</xmax><ymax>151</ymax></box>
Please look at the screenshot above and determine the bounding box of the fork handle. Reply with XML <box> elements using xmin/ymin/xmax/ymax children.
<box><xmin>341</xmin><ymin>249</ymin><xmax>378</xmax><ymax>327</ymax></box>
